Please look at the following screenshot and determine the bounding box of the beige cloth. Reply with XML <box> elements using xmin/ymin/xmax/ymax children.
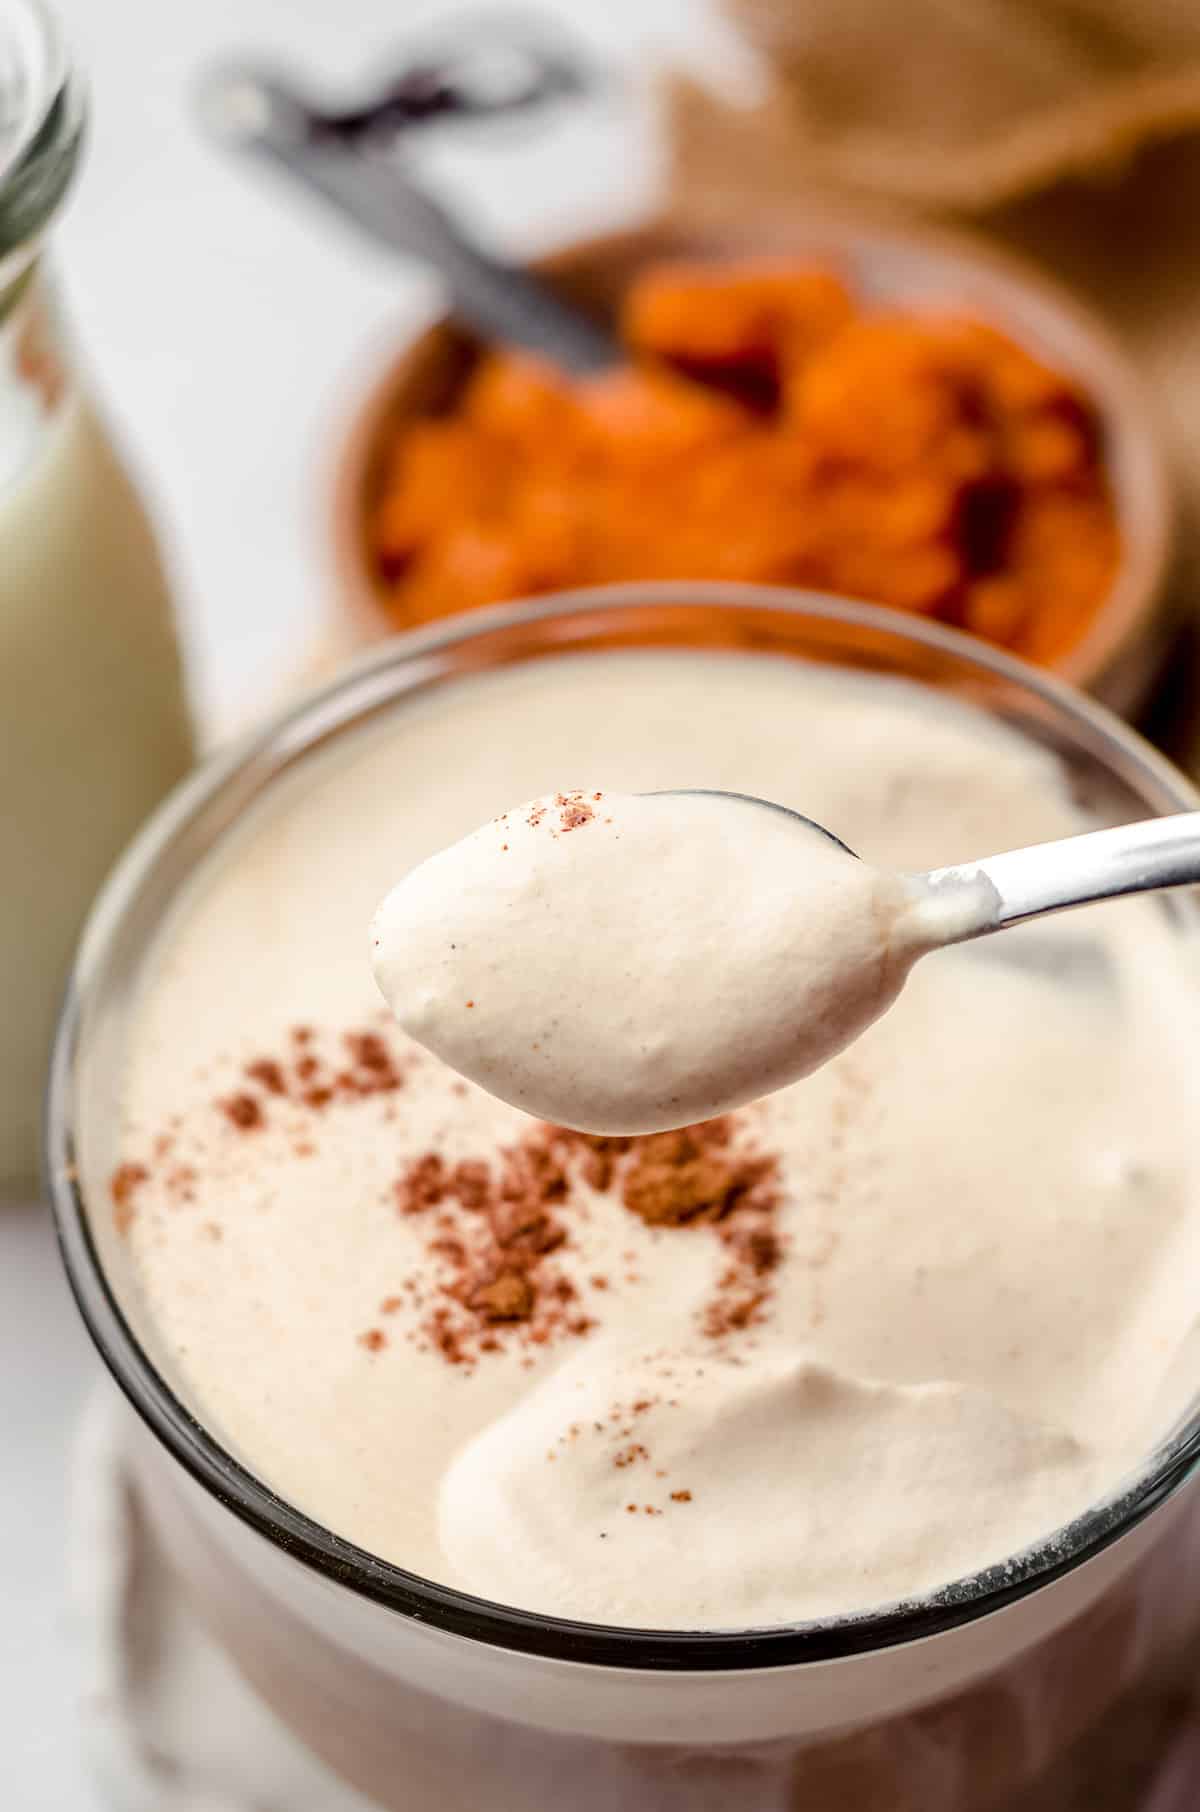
<box><xmin>724</xmin><ymin>0</ymin><xmax>1200</xmax><ymax>211</ymax></box>
<box><xmin>665</xmin><ymin>1</ymin><xmax>1200</xmax><ymax>772</ymax></box>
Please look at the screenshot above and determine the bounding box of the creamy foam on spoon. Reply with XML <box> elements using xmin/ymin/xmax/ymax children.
<box><xmin>371</xmin><ymin>790</ymin><xmax>930</xmax><ymax>1134</ymax></box>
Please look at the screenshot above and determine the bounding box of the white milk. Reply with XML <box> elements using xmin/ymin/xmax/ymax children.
<box><xmin>1</xmin><ymin>378</ymin><xmax>193</xmax><ymax>1194</ymax></box>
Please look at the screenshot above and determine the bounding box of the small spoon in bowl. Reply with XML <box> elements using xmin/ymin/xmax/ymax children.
<box><xmin>370</xmin><ymin>789</ymin><xmax>1200</xmax><ymax>1138</ymax></box>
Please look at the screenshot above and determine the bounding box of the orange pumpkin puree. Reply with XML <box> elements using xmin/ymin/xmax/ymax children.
<box><xmin>368</xmin><ymin>260</ymin><xmax>1120</xmax><ymax>664</ymax></box>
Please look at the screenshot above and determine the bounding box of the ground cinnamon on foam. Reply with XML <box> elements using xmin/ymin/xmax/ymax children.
<box><xmin>385</xmin><ymin>1113</ymin><xmax>781</xmax><ymax>1365</ymax></box>
<box><xmin>109</xmin><ymin>1021</ymin><xmax>407</xmax><ymax>1228</ymax></box>
<box><xmin>512</xmin><ymin>788</ymin><xmax>599</xmax><ymax>836</ymax></box>
<box><xmin>110</xmin><ymin>1161</ymin><xmax>149</xmax><ymax>1236</ymax></box>
<box><xmin>110</xmin><ymin>1026</ymin><xmax>782</xmax><ymax>1367</ymax></box>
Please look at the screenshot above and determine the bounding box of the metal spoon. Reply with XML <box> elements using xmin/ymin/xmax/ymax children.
<box><xmin>669</xmin><ymin>790</ymin><xmax>1200</xmax><ymax>944</ymax></box>
<box><xmin>196</xmin><ymin>61</ymin><xmax>619</xmax><ymax>373</ymax></box>
<box><xmin>921</xmin><ymin>809</ymin><xmax>1200</xmax><ymax>941</ymax></box>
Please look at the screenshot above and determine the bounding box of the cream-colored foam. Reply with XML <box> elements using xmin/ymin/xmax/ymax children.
<box><xmin>113</xmin><ymin>650</ymin><xmax>1200</xmax><ymax>1628</ymax></box>
<box><xmin>440</xmin><ymin>1342</ymin><xmax>1100</xmax><ymax>1627</ymax></box>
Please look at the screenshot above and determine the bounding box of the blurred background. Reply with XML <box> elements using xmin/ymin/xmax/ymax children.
<box><xmin>9</xmin><ymin>0</ymin><xmax>1200</xmax><ymax>1805</ymax></box>
<box><xmin>52</xmin><ymin>0</ymin><xmax>733</xmax><ymax>734</ymax></box>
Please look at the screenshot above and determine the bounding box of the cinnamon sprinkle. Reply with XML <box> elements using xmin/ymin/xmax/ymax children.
<box><xmin>524</xmin><ymin>790</ymin><xmax>602</xmax><ymax>834</ymax></box>
<box><xmin>390</xmin><ymin>1115</ymin><xmax>782</xmax><ymax>1364</ymax></box>
<box><xmin>338</xmin><ymin>1030</ymin><xmax>405</xmax><ymax>1098</ymax></box>
<box><xmin>395</xmin><ymin>1153</ymin><xmax>447</xmax><ymax>1215</ymax></box>
<box><xmin>110</xmin><ymin>1161</ymin><xmax>149</xmax><ymax>1235</ymax></box>
<box><xmin>555</xmin><ymin>789</ymin><xmax>596</xmax><ymax>831</ymax></box>
<box><xmin>703</xmin><ymin>1289</ymin><xmax>769</xmax><ymax>1338</ymax></box>
<box><xmin>108</xmin><ymin>1020</ymin><xmax>784</xmax><ymax>1366</ymax></box>
<box><xmin>245</xmin><ymin>1058</ymin><xmax>286</xmax><ymax>1096</ymax></box>
<box><xmin>468</xmin><ymin>1269</ymin><xmax>535</xmax><ymax>1321</ymax></box>
<box><xmin>245</xmin><ymin>1024</ymin><xmax>407</xmax><ymax>1117</ymax></box>
<box><xmin>166</xmin><ymin>1164</ymin><xmax>197</xmax><ymax>1205</ymax></box>
<box><xmin>452</xmin><ymin>1158</ymin><xmax>491</xmax><ymax>1209</ymax></box>
<box><xmin>221</xmin><ymin>1092</ymin><xmax>263</xmax><ymax>1132</ymax></box>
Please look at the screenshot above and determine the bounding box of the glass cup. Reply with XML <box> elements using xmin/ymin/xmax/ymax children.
<box><xmin>47</xmin><ymin>585</ymin><xmax>1200</xmax><ymax>1810</ymax></box>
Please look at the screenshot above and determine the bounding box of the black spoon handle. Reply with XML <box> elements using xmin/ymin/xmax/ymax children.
<box><xmin>201</xmin><ymin>69</ymin><xmax>620</xmax><ymax>375</ymax></box>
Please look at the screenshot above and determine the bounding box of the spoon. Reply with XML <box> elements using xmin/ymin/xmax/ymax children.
<box><xmin>716</xmin><ymin>794</ymin><xmax>1200</xmax><ymax>942</ymax></box>
<box><xmin>372</xmin><ymin>787</ymin><xmax>1200</xmax><ymax>1138</ymax></box>
<box><xmin>196</xmin><ymin>61</ymin><xmax>619</xmax><ymax>374</ymax></box>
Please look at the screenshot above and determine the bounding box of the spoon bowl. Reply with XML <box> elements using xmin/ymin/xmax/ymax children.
<box><xmin>649</xmin><ymin>789</ymin><xmax>858</xmax><ymax>858</ymax></box>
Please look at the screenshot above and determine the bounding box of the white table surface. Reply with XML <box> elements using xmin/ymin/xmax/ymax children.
<box><xmin>0</xmin><ymin>2</ymin><xmax>743</xmax><ymax>1806</ymax></box>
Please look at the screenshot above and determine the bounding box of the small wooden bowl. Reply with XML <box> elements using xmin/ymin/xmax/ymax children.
<box><xmin>331</xmin><ymin>208</ymin><xmax>1175</xmax><ymax>711</ymax></box>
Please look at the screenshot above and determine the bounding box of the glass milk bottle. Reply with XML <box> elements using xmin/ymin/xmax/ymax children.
<box><xmin>1</xmin><ymin>0</ymin><xmax>195</xmax><ymax>1197</ymax></box>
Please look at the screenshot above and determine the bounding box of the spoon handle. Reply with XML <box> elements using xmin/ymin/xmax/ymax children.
<box><xmin>200</xmin><ymin>70</ymin><xmax>619</xmax><ymax>375</ymax></box>
<box><xmin>925</xmin><ymin>811</ymin><xmax>1200</xmax><ymax>939</ymax></box>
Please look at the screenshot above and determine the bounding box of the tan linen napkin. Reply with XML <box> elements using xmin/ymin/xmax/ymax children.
<box><xmin>724</xmin><ymin>0</ymin><xmax>1200</xmax><ymax>212</ymax></box>
<box><xmin>665</xmin><ymin>3</ymin><xmax>1200</xmax><ymax>775</ymax></box>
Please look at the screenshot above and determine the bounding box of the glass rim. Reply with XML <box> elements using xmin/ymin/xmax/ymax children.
<box><xmin>46</xmin><ymin>581</ymin><xmax>1200</xmax><ymax>1673</ymax></box>
<box><xmin>0</xmin><ymin>0</ymin><xmax>84</xmax><ymax>273</ymax></box>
